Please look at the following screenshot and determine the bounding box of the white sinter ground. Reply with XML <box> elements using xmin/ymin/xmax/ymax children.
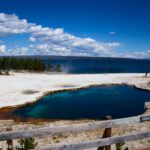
<box><xmin>0</xmin><ymin>72</ymin><xmax>150</xmax><ymax>108</ymax></box>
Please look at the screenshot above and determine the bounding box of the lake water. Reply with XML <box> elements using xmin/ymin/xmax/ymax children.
<box><xmin>13</xmin><ymin>85</ymin><xmax>150</xmax><ymax>120</ymax></box>
<box><xmin>42</xmin><ymin>56</ymin><xmax>150</xmax><ymax>73</ymax></box>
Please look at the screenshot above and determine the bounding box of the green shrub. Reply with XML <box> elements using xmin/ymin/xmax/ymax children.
<box><xmin>116</xmin><ymin>142</ymin><xmax>125</xmax><ymax>150</ymax></box>
<box><xmin>16</xmin><ymin>138</ymin><xmax>37</xmax><ymax>150</ymax></box>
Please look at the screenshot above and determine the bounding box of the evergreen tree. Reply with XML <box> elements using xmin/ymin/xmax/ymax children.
<box><xmin>0</xmin><ymin>57</ymin><xmax>62</xmax><ymax>72</ymax></box>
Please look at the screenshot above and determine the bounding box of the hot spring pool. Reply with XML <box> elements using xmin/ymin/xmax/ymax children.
<box><xmin>13</xmin><ymin>85</ymin><xmax>150</xmax><ymax>119</ymax></box>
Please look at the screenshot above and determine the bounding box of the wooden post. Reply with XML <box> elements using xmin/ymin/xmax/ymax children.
<box><xmin>105</xmin><ymin>116</ymin><xmax>112</xmax><ymax>150</ymax></box>
<box><xmin>6</xmin><ymin>127</ymin><xmax>13</xmax><ymax>150</ymax></box>
<box><xmin>145</xmin><ymin>72</ymin><xmax>148</xmax><ymax>77</ymax></box>
<box><xmin>98</xmin><ymin>116</ymin><xmax>112</xmax><ymax>150</ymax></box>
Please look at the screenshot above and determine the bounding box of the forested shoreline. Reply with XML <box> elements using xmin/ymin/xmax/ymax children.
<box><xmin>0</xmin><ymin>57</ymin><xmax>61</xmax><ymax>72</ymax></box>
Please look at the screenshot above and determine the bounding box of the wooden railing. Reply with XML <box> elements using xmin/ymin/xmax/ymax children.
<box><xmin>1</xmin><ymin>114</ymin><xmax>150</xmax><ymax>150</ymax></box>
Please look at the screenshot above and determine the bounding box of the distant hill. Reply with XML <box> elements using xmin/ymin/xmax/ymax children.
<box><xmin>1</xmin><ymin>55</ymin><xmax>149</xmax><ymax>61</ymax></box>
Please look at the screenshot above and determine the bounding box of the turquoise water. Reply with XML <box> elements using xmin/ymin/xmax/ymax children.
<box><xmin>13</xmin><ymin>85</ymin><xmax>150</xmax><ymax>119</ymax></box>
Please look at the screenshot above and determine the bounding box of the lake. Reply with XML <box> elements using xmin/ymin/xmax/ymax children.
<box><xmin>42</xmin><ymin>56</ymin><xmax>150</xmax><ymax>73</ymax></box>
<box><xmin>6</xmin><ymin>56</ymin><xmax>150</xmax><ymax>73</ymax></box>
<box><xmin>13</xmin><ymin>85</ymin><xmax>150</xmax><ymax>120</ymax></box>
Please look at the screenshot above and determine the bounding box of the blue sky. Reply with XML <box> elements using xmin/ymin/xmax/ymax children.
<box><xmin>0</xmin><ymin>0</ymin><xmax>150</xmax><ymax>58</ymax></box>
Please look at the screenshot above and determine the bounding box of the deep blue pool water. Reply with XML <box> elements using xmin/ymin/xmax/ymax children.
<box><xmin>13</xmin><ymin>85</ymin><xmax>150</xmax><ymax>120</ymax></box>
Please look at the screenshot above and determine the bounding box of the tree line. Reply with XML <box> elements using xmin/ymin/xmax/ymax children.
<box><xmin>0</xmin><ymin>57</ymin><xmax>61</xmax><ymax>72</ymax></box>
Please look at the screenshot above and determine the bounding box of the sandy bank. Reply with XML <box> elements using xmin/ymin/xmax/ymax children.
<box><xmin>0</xmin><ymin>73</ymin><xmax>150</xmax><ymax>108</ymax></box>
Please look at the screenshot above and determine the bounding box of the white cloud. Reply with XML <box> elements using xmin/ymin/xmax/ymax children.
<box><xmin>0</xmin><ymin>45</ymin><xmax>7</xmax><ymax>53</ymax></box>
<box><xmin>1</xmin><ymin>12</ymin><xmax>149</xmax><ymax>59</ymax></box>
<box><xmin>106</xmin><ymin>42</ymin><xmax>120</xmax><ymax>47</ymax></box>
<box><xmin>0</xmin><ymin>13</ymin><xmax>32</xmax><ymax>36</ymax></box>
<box><xmin>0</xmin><ymin>13</ymin><xmax>121</xmax><ymax>57</ymax></box>
<box><xmin>113</xmin><ymin>50</ymin><xmax>150</xmax><ymax>59</ymax></box>
<box><xmin>29</xmin><ymin>36</ymin><xmax>36</xmax><ymax>42</ymax></box>
<box><xmin>29</xmin><ymin>44</ymin><xmax>72</xmax><ymax>56</ymax></box>
<box><xmin>28</xmin><ymin>24</ymin><xmax>120</xmax><ymax>56</ymax></box>
<box><xmin>5</xmin><ymin>47</ymin><xmax>29</xmax><ymax>56</ymax></box>
<box><xmin>109</xmin><ymin>31</ymin><xmax>116</xmax><ymax>35</ymax></box>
